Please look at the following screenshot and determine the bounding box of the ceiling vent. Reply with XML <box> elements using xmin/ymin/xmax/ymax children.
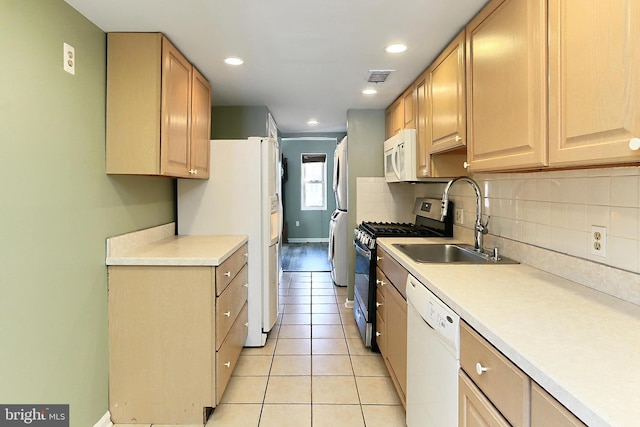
<box><xmin>367</xmin><ymin>69</ymin><xmax>394</xmax><ymax>83</ymax></box>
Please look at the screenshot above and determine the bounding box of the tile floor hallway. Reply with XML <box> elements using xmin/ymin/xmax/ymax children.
<box><xmin>206</xmin><ymin>271</ymin><xmax>407</xmax><ymax>427</ymax></box>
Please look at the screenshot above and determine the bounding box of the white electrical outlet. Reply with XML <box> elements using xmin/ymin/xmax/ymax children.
<box><xmin>295</xmin><ymin>221</ymin><xmax>300</xmax><ymax>227</ymax></box>
<box><xmin>590</xmin><ymin>225</ymin><xmax>607</xmax><ymax>257</ymax></box>
<box><xmin>63</xmin><ymin>42</ymin><xmax>75</xmax><ymax>74</ymax></box>
<box><xmin>455</xmin><ymin>208</ymin><xmax>464</xmax><ymax>225</ymax></box>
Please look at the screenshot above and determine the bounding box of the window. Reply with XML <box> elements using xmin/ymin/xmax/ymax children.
<box><xmin>301</xmin><ymin>153</ymin><xmax>327</xmax><ymax>210</ymax></box>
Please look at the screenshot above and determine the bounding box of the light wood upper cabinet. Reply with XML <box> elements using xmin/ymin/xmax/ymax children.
<box><xmin>402</xmin><ymin>85</ymin><xmax>416</xmax><ymax>130</ymax></box>
<box><xmin>415</xmin><ymin>73</ymin><xmax>431</xmax><ymax>177</ymax></box>
<box><xmin>548</xmin><ymin>0</ymin><xmax>640</xmax><ymax>167</ymax></box>
<box><xmin>106</xmin><ymin>32</ymin><xmax>211</xmax><ymax>179</ymax></box>
<box><xmin>430</xmin><ymin>30</ymin><xmax>467</xmax><ymax>154</ymax></box>
<box><xmin>385</xmin><ymin>97</ymin><xmax>404</xmax><ymax>139</ymax></box>
<box><xmin>465</xmin><ymin>0</ymin><xmax>548</xmax><ymax>172</ymax></box>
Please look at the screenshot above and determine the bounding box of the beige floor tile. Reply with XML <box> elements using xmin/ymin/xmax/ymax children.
<box><xmin>290</xmin><ymin>281</ymin><xmax>312</xmax><ymax>288</ymax></box>
<box><xmin>114</xmin><ymin>424</ymin><xmax>151</xmax><ymax>427</ymax></box>
<box><xmin>312</xmin><ymin>404</ymin><xmax>365</xmax><ymax>427</ymax></box>
<box><xmin>311</xmin><ymin>281</ymin><xmax>333</xmax><ymax>288</ymax></box>
<box><xmin>312</xmin><ymin>355</ymin><xmax>354</xmax><ymax>376</ymax></box>
<box><xmin>311</xmin><ymin>304</ymin><xmax>340</xmax><ymax>314</ymax></box>
<box><xmin>278</xmin><ymin>324</ymin><xmax>311</xmax><ymax>338</ymax></box>
<box><xmin>220</xmin><ymin>376</ymin><xmax>268</xmax><ymax>403</ymax></box>
<box><xmin>311</xmin><ymin>313</ymin><xmax>342</xmax><ymax>324</ymax></box>
<box><xmin>351</xmin><ymin>355</ymin><xmax>389</xmax><ymax>377</ymax></box>
<box><xmin>311</xmin><ymin>288</ymin><xmax>335</xmax><ymax>296</ymax></box>
<box><xmin>287</xmin><ymin>288</ymin><xmax>312</xmax><ymax>296</ymax></box>
<box><xmin>343</xmin><ymin>323</ymin><xmax>362</xmax><ymax>338</ymax></box>
<box><xmin>275</xmin><ymin>338</ymin><xmax>311</xmax><ymax>355</ymax></box>
<box><xmin>205</xmin><ymin>403</ymin><xmax>261</xmax><ymax>427</ymax></box>
<box><xmin>259</xmin><ymin>404</ymin><xmax>311</xmax><ymax>427</ymax></box>
<box><xmin>264</xmin><ymin>376</ymin><xmax>311</xmax><ymax>403</ymax></box>
<box><xmin>312</xmin><ymin>338</ymin><xmax>349</xmax><ymax>354</ymax></box>
<box><xmin>312</xmin><ymin>376</ymin><xmax>360</xmax><ymax>404</ymax></box>
<box><xmin>334</xmin><ymin>287</ymin><xmax>348</xmax><ymax>296</ymax></box>
<box><xmin>361</xmin><ymin>404</ymin><xmax>406</xmax><ymax>427</ymax></box>
<box><xmin>346</xmin><ymin>338</ymin><xmax>375</xmax><ymax>355</ymax></box>
<box><xmin>312</xmin><ymin>295</ymin><xmax>337</xmax><ymax>304</ymax></box>
<box><xmin>282</xmin><ymin>304</ymin><xmax>311</xmax><ymax>314</ymax></box>
<box><xmin>270</xmin><ymin>355</ymin><xmax>311</xmax><ymax>375</ymax></box>
<box><xmin>281</xmin><ymin>295</ymin><xmax>311</xmax><ymax>304</ymax></box>
<box><xmin>311</xmin><ymin>324</ymin><xmax>344</xmax><ymax>338</ymax></box>
<box><xmin>233</xmin><ymin>355</ymin><xmax>273</xmax><ymax>376</ymax></box>
<box><xmin>356</xmin><ymin>377</ymin><xmax>401</xmax><ymax>405</ymax></box>
<box><xmin>242</xmin><ymin>338</ymin><xmax>276</xmax><ymax>356</ymax></box>
<box><xmin>281</xmin><ymin>313</ymin><xmax>311</xmax><ymax>325</ymax></box>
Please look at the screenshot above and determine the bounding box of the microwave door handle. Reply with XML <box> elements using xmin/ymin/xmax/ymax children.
<box><xmin>392</xmin><ymin>144</ymin><xmax>401</xmax><ymax>180</ymax></box>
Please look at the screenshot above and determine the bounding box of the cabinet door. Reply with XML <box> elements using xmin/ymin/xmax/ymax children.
<box><xmin>161</xmin><ymin>37</ymin><xmax>192</xmax><ymax>178</ymax></box>
<box><xmin>386</xmin><ymin>98</ymin><xmax>404</xmax><ymax>137</ymax></box>
<box><xmin>466</xmin><ymin>0</ymin><xmax>547</xmax><ymax>171</ymax></box>
<box><xmin>459</xmin><ymin>370</ymin><xmax>511</xmax><ymax>427</ymax></box>
<box><xmin>531</xmin><ymin>382</ymin><xmax>586</xmax><ymax>427</ymax></box>
<box><xmin>548</xmin><ymin>0</ymin><xmax>640</xmax><ymax>167</ymax></box>
<box><xmin>402</xmin><ymin>85</ymin><xmax>416</xmax><ymax>130</ymax></box>
<box><xmin>416</xmin><ymin>73</ymin><xmax>431</xmax><ymax>177</ymax></box>
<box><xmin>430</xmin><ymin>30</ymin><xmax>466</xmax><ymax>154</ymax></box>
<box><xmin>386</xmin><ymin>283</ymin><xmax>407</xmax><ymax>405</ymax></box>
<box><xmin>190</xmin><ymin>68</ymin><xmax>212</xmax><ymax>179</ymax></box>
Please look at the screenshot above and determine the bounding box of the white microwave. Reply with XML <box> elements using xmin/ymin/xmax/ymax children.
<box><xmin>384</xmin><ymin>129</ymin><xmax>424</xmax><ymax>182</ymax></box>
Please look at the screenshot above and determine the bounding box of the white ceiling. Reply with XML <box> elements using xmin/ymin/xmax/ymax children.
<box><xmin>64</xmin><ymin>0</ymin><xmax>488</xmax><ymax>134</ymax></box>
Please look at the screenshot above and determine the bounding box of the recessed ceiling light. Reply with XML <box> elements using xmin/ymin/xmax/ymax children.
<box><xmin>224</xmin><ymin>57</ymin><xmax>244</xmax><ymax>66</ymax></box>
<box><xmin>307</xmin><ymin>119</ymin><xmax>319</xmax><ymax>126</ymax></box>
<box><xmin>362</xmin><ymin>88</ymin><xmax>377</xmax><ymax>95</ymax></box>
<box><xmin>385</xmin><ymin>44</ymin><xmax>407</xmax><ymax>54</ymax></box>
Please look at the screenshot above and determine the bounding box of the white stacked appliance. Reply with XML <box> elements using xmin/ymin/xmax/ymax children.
<box><xmin>328</xmin><ymin>136</ymin><xmax>348</xmax><ymax>287</ymax></box>
<box><xmin>177</xmin><ymin>137</ymin><xmax>281</xmax><ymax>347</ymax></box>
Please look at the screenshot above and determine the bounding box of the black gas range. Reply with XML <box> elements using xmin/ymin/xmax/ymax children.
<box><xmin>353</xmin><ymin>197</ymin><xmax>453</xmax><ymax>350</ymax></box>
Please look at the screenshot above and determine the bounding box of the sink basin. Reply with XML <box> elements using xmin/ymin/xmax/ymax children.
<box><xmin>392</xmin><ymin>243</ymin><xmax>519</xmax><ymax>264</ymax></box>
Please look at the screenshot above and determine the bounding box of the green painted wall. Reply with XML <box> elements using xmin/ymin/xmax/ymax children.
<box><xmin>346</xmin><ymin>109</ymin><xmax>386</xmax><ymax>298</ymax></box>
<box><xmin>0</xmin><ymin>1</ymin><xmax>175</xmax><ymax>425</ymax></box>
<box><xmin>281</xmin><ymin>138</ymin><xmax>337</xmax><ymax>241</ymax></box>
<box><xmin>211</xmin><ymin>105</ymin><xmax>270</xmax><ymax>138</ymax></box>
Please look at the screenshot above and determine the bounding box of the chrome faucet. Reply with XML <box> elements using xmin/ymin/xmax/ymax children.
<box><xmin>441</xmin><ymin>177</ymin><xmax>490</xmax><ymax>254</ymax></box>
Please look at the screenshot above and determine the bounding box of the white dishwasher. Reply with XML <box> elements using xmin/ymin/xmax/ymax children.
<box><xmin>406</xmin><ymin>274</ymin><xmax>460</xmax><ymax>427</ymax></box>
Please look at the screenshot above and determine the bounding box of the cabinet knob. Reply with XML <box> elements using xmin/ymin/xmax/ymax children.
<box><xmin>463</xmin><ymin>161</ymin><xmax>470</xmax><ymax>169</ymax></box>
<box><xmin>224</xmin><ymin>271</ymin><xmax>231</xmax><ymax>277</ymax></box>
<box><xmin>188</xmin><ymin>169</ymin><xmax>195</xmax><ymax>174</ymax></box>
<box><xmin>376</xmin><ymin>279</ymin><xmax>385</xmax><ymax>286</ymax></box>
<box><xmin>244</xmin><ymin>253</ymin><xmax>248</xmax><ymax>258</ymax></box>
<box><xmin>244</xmin><ymin>322</ymin><xmax>249</xmax><ymax>327</ymax></box>
<box><xmin>244</xmin><ymin>283</ymin><xmax>249</xmax><ymax>288</ymax></box>
<box><xmin>376</xmin><ymin>256</ymin><xmax>382</xmax><ymax>261</ymax></box>
<box><xmin>224</xmin><ymin>311</ymin><xmax>231</xmax><ymax>317</ymax></box>
<box><xmin>376</xmin><ymin>331</ymin><xmax>382</xmax><ymax>337</ymax></box>
<box><xmin>376</xmin><ymin>302</ymin><xmax>382</xmax><ymax>307</ymax></box>
<box><xmin>224</xmin><ymin>361</ymin><xmax>231</xmax><ymax>368</ymax></box>
<box><xmin>475</xmin><ymin>362</ymin><xmax>488</xmax><ymax>376</ymax></box>
<box><xmin>455</xmin><ymin>135</ymin><xmax>462</xmax><ymax>142</ymax></box>
<box><xmin>194</xmin><ymin>169</ymin><xmax>198</xmax><ymax>175</ymax></box>
<box><xmin>629</xmin><ymin>137</ymin><xmax>640</xmax><ymax>151</ymax></box>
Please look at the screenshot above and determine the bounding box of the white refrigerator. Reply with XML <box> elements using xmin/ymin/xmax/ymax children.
<box><xmin>328</xmin><ymin>136</ymin><xmax>348</xmax><ymax>287</ymax></box>
<box><xmin>177</xmin><ymin>137</ymin><xmax>281</xmax><ymax>347</ymax></box>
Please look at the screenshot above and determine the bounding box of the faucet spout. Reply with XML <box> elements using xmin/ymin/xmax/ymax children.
<box><xmin>441</xmin><ymin>177</ymin><xmax>489</xmax><ymax>253</ymax></box>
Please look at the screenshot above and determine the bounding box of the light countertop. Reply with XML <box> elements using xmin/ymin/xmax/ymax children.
<box><xmin>378</xmin><ymin>237</ymin><xmax>640</xmax><ymax>427</ymax></box>
<box><xmin>106</xmin><ymin>234</ymin><xmax>248</xmax><ymax>266</ymax></box>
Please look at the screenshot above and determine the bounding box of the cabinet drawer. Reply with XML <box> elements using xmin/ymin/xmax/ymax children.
<box><xmin>459</xmin><ymin>370</ymin><xmax>510</xmax><ymax>427</ymax></box>
<box><xmin>216</xmin><ymin>301</ymin><xmax>248</xmax><ymax>404</ymax></box>
<box><xmin>460</xmin><ymin>321</ymin><xmax>530</xmax><ymax>427</ymax></box>
<box><xmin>377</xmin><ymin>247</ymin><xmax>408</xmax><ymax>298</ymax></box>
<box><xmin>531</xmin><ymin>382</ymin><xmax>585</xmax><ymax>427</ymax></box>
<box><xmin>216</xmin><ymin>264</ymin><xmax>248</xmax><ymax>349</ymax></box>
<box><xmin>216</xmin><ymin>243</ymin><xmax>248</xmax><ymax>296</ymax></box>
<box><xmin>375</xmin><ymin>312</ymin><xmax>387</xmax><ymax>356</ymax></box>
<box><xmin>376</xmin><ymin>287</ymin><xmax>386</xmax><ymax>319</ymax></box>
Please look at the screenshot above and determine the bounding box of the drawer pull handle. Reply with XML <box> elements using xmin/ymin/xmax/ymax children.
<box><xmin>224</xmin><ymin>361</ymin><xmax>231</xmax><ymax>368</ymax></box>
<box><xmin>376</xmin><ymin>256</ymin><xmax>382</xmax><ymax>261</ymax></box>
<box><xmin>376</xmin><ymin>279</ymin><xmax>385</xmax><ymax>286</ymax></box>
<box><xmin>244</xmin><ymin>283</ymin><xmax>249</xmax><ymax>287</ymax></box>
<box><xmin>376</xmin><ymin>331</ymin><xmax>382</xmax><ymax>337</ymax></box>
<box><xmin>224</xmin><ymin>311</ymin><xmax>231</xmax><ymax>317</ymax></box>
<box><xmin>376</xmin><ymin>302</ymin><xmax>382</xmax><ymax>307</ymax></box>
<box><xmin>224</xmin><ymin>271</ymin><xmax>231</xmax><ymax>277</ymax></box>
<box><xmin>244</xmin><ymin>322</ymin><xmax>249</xmax><ymax>327</ymax></box>
<box><xmin>476</xmin><ymin>362</ymin><xmax>488</xmax><ymax>376</ymax></box>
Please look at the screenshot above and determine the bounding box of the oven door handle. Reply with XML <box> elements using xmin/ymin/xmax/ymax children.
<box><xmin>353</xmin><ymin>240</ymin><xmax>372</xmax><ymax>261</ymax></box>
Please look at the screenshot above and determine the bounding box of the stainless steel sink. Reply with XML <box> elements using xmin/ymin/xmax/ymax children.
<box><xmin>393</xmin><ymin>243</ymin><xmax>519</xmax><ymax>264</ymax></box>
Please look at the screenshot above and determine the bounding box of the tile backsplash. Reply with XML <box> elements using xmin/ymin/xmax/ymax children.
<box><xmin>356</xmin><ymin>168</ymin><xmax>640</xmax><ymax>305</ymax></box>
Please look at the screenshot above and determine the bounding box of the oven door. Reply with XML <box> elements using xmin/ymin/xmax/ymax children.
<box><xmin>353</xmin><ymin>240</ymin><xmax>375</xmax><ymax>347</ymax></box>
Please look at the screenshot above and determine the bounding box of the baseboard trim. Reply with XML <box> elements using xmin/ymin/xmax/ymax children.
<box><xmin>93</xmin><ymin>411</ymin><xmax>112</xmax><ymax>427</ymax></box>
<box><xmin>286</xmin><ymin>238</ymin><xmax>329</xmax><ymax>243</ymax></box>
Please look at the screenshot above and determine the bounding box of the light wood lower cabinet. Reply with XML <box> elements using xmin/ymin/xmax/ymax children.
<box><xmin>108</xmin><ymin>245</ymin><xmax>248</xmax><ymax>425</ymax></box>
<box><xmin>376</xmin><ymin>248</ymin><xmax>408</xmax><ymax>407</ymax></box>
<box><xmin>459</xmin><ymin>370</ymin><xmax>511</xmax><ymax>427</ymax></box>
<box><xmin>531</xmin><ymin>382</ymin><xmax>586</xmax><ymax>427</ymax></box>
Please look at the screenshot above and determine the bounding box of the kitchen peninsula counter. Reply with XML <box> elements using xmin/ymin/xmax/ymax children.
<box><xmin>378</xmin><ymin>237</ymin><xmax>640</xmax><ymax>427</ymax></box>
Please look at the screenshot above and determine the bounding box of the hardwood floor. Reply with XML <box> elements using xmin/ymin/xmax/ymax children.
<box><xmin>281</xmin><ymin>243</ymin><xmax>331</xmax><ymax>272</ymax></box>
